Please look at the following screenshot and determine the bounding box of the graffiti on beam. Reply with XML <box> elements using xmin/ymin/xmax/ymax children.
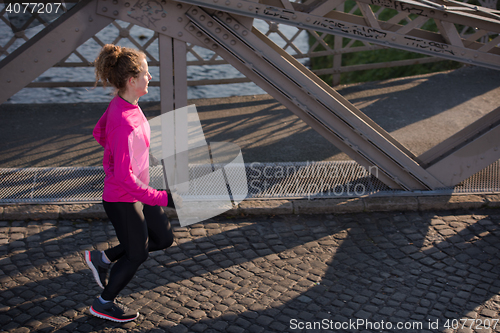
<box><xmin>313</xmin><ymin>19</ymin><xmax>387</xmax><ymax>39</ymax></box>
<box><xmin>262</xmin><ymin>6</ymin><xmax>294</xmax><ymax>20</ymax></box>
<box><xmin>404</xmin><ymin>37</ymin><xmax>455</xmax><ymax>55</ymax></box>
<box><xmin>370</xmin><ymin>0</ymin><xmax>426</xmax><ymax>16</ymax></box>
<box><xmin>128</xmin><ymin>0</ymin><xmax>167</xmax><ymax>28</ymax></box>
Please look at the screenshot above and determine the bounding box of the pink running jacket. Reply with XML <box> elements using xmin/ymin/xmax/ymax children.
<box><xmin>93</xmin><ymin>96</ymin><xmax>168</xmax><ymax>206</ymax></box>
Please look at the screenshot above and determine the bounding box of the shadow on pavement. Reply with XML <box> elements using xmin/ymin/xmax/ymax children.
<box><xmin>1</xmin><ymin>209</ymin><xmax>500</xmax><ymax>332</ymax></box>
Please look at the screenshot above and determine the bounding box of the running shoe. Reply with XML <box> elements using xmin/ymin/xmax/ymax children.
<box><xmin>85</xmin><ymin>250</ymin><xmax>110</xmax><ymax>289</ymax></box>
<box><xmin>89</xmin><ymin>298</ymin><xmax>138</xmax><ymax>322</ymax></box>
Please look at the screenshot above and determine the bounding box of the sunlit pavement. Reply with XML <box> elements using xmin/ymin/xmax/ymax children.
<box><xmin>1</xmin><ymin>209</ymin><xmax>499</xmax><ymax>332</ymax></box>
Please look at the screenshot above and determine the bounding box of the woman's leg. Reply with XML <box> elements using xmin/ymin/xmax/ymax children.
<box><xmin>103</xmin><ymin>204</ymin><xmax>173</xmax><ymax>262</ymax></box>
<box><xmin>100</xmin><ymin>201</ymin><xmax>150</xmax><ymax>301</ymax></box>
<box><xmin>142</xmin><ymin>204</ymin><xmax>174</xmax><ymax>252</ymax></box>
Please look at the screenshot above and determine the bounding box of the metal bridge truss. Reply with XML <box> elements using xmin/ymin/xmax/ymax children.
<box><xmin>1</xmin><ymin>0</ymin><xmax>499</xmax><ymax>193</ymax></box>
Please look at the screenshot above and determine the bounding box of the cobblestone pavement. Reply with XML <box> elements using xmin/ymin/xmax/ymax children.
<box><xmin>1</xmin><ymin>209</ymin><xmax>500</xmax><ymax>333</ymax></box>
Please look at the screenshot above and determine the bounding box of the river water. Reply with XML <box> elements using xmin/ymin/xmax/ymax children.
<box><xmin>1</xmin><ymin>12</ymin><xmax>309</xmax><ymax>104</ymax></box>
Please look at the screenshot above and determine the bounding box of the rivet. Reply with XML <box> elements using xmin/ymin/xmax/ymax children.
<box><xmin>234</xmin><ymin>24</ymin><xmax>239</xmax><ymax>30</ymax></box>
<box><xmin>196</xmin><ymin>32</ymin><xmax>203</xmax><ymax>37</ymax></box>
<box><xmin>89</xmin><ymin>17</ymin><xmax>93</xmax><ymax>22</ymax></box>
<box><xmin>200</xmin><ymin>15</ymin><xmax>205</xmax><ymax>21</ymax></box>
<box><xmin>237</xmin><ymin>3</ymin><xmax>242</xmax><ymax>7</ymax></box>
<box><xmin>226</xmin><ymin>18</ymin><xmax>232</xmax><ymax>23</ymax></box>
<box><xmin>113</xmin><ymin>0</ymin><xmax>117</xmax><ymax>4</ymax></box>
<box><xmin>474</xmin><ymin>54</ymin><xmax>478</xmax><ymax>58</ymax></box>
<box><xmin>177</xmin><ymin>4</ymin><xmax>182</xmax><ymax>8</ymax></box>
<box><xmin>249</xmin><ymin>5</ymin><xmax>253</xmax><ymax>10</ymax></box>
<box><xmin>7</xmin><ymin>79</ymin><xmax>11</xmax><ymax>83</ymax></box>
<box><xmin>61</xmin><ymin>38</ymin><xmax>65</xmax><ymax>42</ymax></box>
<box><xmin>75</xmin><ymin>28</ymin><xmax>79</xmax><ymax>32</ymax></box>
<box><xmin>242</xmin><ymin>30</ymin><xmax>248</xmax><ymax>36</ymax></box>
<box><xmin>208</xmin><ymin>21</ymin><xmax>213</xmax><ymax>27</ymax></box>
<box><xmin>223</xmin><ymin>34</ymin><xmax>228</xmax><ymax>39</ymax></box>
<box><xmin>192</xmin><ymin>9</ymin><xmax>198</xmax><ymax>15</ymax></box>
<box><xmin>34</xmin><ymin>59</ymin><xmax>38</xmax><ymax>62</ymax></box>
<box><xmin>178</xmin><ymin>32</ymin><xmax>183</xmax><ymax>37</ymax></box>
<box><xmin>215</xmin><ymin>28</ymin><xmax>221</xmax><ymax>33</ymax></box>
<box><xmin>162</xmin><ymin>13</ymin><xmax>166</xmax><ymax>18</ymax></box>
<box><xmin>178</xmin><ymin>17</ymin><xmax>183</xmax><ymax>22</ymax></box>
<box><xmin>217</xmin><ymin>11</ymin><xmax>224</xmax><ymax>17</ymax></box>
<box><xmin>189</xmin><ymin>26</ymin><xmax>195</xmax><ymax>31</ymax></box>
<box><xmin>113</xmin><ymin>10</ymin><xmax>118</xmax><ymax>15</ymax></box>
<box><xmin>20</xmin><ymin>69</ymin><xmax>24</xmax><ymax>73</ymax></box>
<box><xmin>212</xmin><ymin>44</ymin><xmax>218</xmax><ymax>49</ymax></box>
<box><xmin>47</xmin><ymin>49</ymin><xmax>52</xmax><ymax>53</ymax></box>
<box><xmin>391</xmin><ymin>37</ymin><xmax>396</xmax><ymax>41</ymax></box>
<box><xmin>230</xmin><ymin>40</ymin><xmax>236</xmax><ymax>45</ymax></box>
<box><xmin>214</xmin><ymin>0</ymin><xmax>218</xmax><ymax>3</ymax></box>
<box><xmin>225</xmin><ymin>0</ymin><xmax>230</xmax><ymax>4</ymax></box>
<box><xmin>443</xmin><ymin>13</ymin><xmax>448</xmax><ymax>18</ymax></box>
<box><xmin>102</xmin><ymin>7</ymin><xmax>107</xmax><ymax>12</ymax></box>
<box><xmin>292</xmin><ymin>15</ymin><xmax>297</xmax><ymax>19</ymax></box>
<box><xmin>306</xmin><ymin>17</ymin><xmax>310</xmax><ymax>22</ymax></box>
<box><xmin>429</xmin><ymin>10</ymin><xmax>434</xmax><ymax>15</ymax></box>
<box><xmin>125</xmin><ymin>2</ymin><xmax>130</xmax><ymax>7</ymax></box>
<box><xmin>204</xmin><ymin>38</ymin><xmax>210</xmax><ymax>43</ymax></box>
<box><xmin>162</xmin><ymin>26</ymin><xmax>167</xmax><ymax>31</ymax></box>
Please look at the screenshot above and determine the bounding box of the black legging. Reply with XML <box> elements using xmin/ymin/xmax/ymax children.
<box><xmin>100</xmin><ymin>201</ymin><xmax>174</xmax><ymax>301</ymax></box>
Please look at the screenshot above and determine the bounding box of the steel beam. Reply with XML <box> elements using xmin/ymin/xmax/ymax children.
<box><xmin>426</xmin><ymin>124</ymin><xmax>500</xmax><ymax>187</ymax></box>
<box><xmin>1</xmin><ymin>0</ymin><xmax>498</xmax><ymax>192</ymax></box>
<box><xmin>421</xmin><ymin>106</ymin><xmax>500</xmax><ymax>186</ymax></box>
<box><xmin>183</xmin><ymin>7</ymin><xmax>447</xmax><ymax>190</ymax></box>
<box><xmin>0</xmin><ymin>0</ymin><xmax>114</xmax><ymax>104</ymax></box>
<box><xmin>173</xmin><ymin>0</ymin><xmax>500</xmax><ymax>70</ymax></box>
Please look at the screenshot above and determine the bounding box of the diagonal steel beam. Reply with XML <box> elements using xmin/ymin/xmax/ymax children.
<box><xmin>425</xmin><ymin>124</ymin><xmax>500</xmax><ymax>187</ymax></box>
<box><xmin>422</xmin><ymin>106</ymin><xmax>500</xmax><ymax>186</ymax></box>
<box><xmin>0</xmin><ymin>0</ymin><xmax>114</xmax><ymax>105</ymax></box>
<box><xmin>182</xmin><ymin>8</ymin><xmax>446</xmax><ymax>190</ymax></box>
<box><xmin>172</xmin><ymin>0</ymin><xmax>500</xmax><ymax>70</ymax></box>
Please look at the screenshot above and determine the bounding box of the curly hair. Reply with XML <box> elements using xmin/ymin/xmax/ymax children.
<box><xmin>94</xmin><ymin>44</ymin><xmax>146</xmax><ymax>92</ymax></box>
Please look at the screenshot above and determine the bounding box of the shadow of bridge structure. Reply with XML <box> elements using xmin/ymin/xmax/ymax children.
<box><xmin>0</xmin><ymin>208</ymin><xmax>500</xmax><ymax>332</ymax></box>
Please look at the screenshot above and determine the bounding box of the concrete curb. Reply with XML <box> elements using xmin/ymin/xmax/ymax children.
<box><xmin>1</xmin><ymin>193</ymin><xmax>499</xmax><ymax>221</ymax></box>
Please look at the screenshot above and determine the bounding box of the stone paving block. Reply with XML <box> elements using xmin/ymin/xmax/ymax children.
<box><xmin>238</xmin><ymin>200</ymin><xmax>293</xmax><ymax>215</ymax></box>
<box><xmin>59</xmin><ymin>203</ymin><xmax>107</xmax><ymax>220</ymax></box>
<box><xmin>363</xmin><ymin>196</ymin><xmax>418</xmax><ymax>212</ymax></box>
<box><xmin>3</xmin><ymin>205</ymin><xmax>60</xmax><ymax>220</ymax></box>
<box><xmin>1</xmin><ymin>209</ymin><xmax>500</xmax><ymax>332</ymax></box>
<box><xmin>485</xmin><ymin>194</ymin><xmax>500</xmax><ymax>208</ymax></box>
<box><xmin>293</xmin><ymin>198</ymin><xmax>364</xmax><ymax>214</ymax></box>
<box><xmin>418</xmin><ymin>195</ymin><xmax>486</xmax><ymax>211</ymax></box>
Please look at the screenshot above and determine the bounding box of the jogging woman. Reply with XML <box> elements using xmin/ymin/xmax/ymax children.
<box><xmin>85</xmin><ymin>44</ymin><xmax>174</xmax><ymax>322</ymax></box>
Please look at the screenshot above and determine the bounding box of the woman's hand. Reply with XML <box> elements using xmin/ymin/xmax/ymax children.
<box><xmin>166</xmin><ymin>191</ymin><xmax>183</xmax><ymax>208</ymax></box>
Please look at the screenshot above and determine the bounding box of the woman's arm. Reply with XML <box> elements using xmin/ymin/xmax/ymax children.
<box><xmin>110</xmin><ymin>126</ymin><xmax>169</xmax><ymax>206</ymax></box>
